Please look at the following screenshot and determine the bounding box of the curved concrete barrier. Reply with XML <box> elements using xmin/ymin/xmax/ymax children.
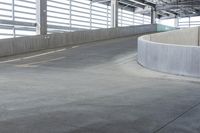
<box><xmin>138</xmin><ymin>27</ymin><xmax>200</xmax><ymax>78</ymax></box>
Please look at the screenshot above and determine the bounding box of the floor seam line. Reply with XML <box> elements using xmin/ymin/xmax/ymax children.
<box><xmin>152</xmin><ymin>101</ymin><xmax>200</xmax><ymax>133</ymax></box>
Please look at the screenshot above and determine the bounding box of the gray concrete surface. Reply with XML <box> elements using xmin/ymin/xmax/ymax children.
<box><xmin>138</xmin><ymin>27</ymin><xmax>200</xmax><ymax>78</ymax></box>
<box><xmin>150</xmin><ymin>27</ymin><xmax>199</xmax><ymax>46</ymax></box>
<box><xmin>0</xmin><ymin>24</ymin><xmax>158</xmax><ymax>58</ymax></box>
<box><xmin>0</xmin><ymin>36</ymin><xmax>200</xmax><ymax>133</ymax></box>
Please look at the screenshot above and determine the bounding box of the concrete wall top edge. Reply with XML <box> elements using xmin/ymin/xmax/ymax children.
<box><xmin>0</xmin><ymin>24</ymin><xmax>157</xmax><ymax>41</ymax></box>
<box><xmin>140</xmin><ymin>26</ymin><xmax>200</xmax><ymax>47</ymax></box>
<box><xmin>138</xmin><ymin>26</ymin><xmax>200</xmax><ymax>78</ymax></box>
<box><xmin>0</xmin><ymin>24</ymin><xmax>159</xmax><ymax>57</ymax></box>
<box><xmin>139</xmin><ymin>36</ymin><xmax>200</xmax><ymax>48</ymax></box>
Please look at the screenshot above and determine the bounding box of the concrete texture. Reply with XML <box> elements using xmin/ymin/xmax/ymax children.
<box><xmin>150</xmin><ymin>27</ymin><xmax>199</xmax><ymax>46</ymax></box>
<box><xmin>0</xmin><ymin>36</ymin><xmax>200</xmax><ymax>133</ymax></box>
<box><xmin>138</xmin><ymin>27</ymin><xmax>200</xmax><ymax>78</ymax></box>
<box><xmin>0</xmin><ymin>24</ymin><xmax>158</xmax><ymax>58</ymax></box>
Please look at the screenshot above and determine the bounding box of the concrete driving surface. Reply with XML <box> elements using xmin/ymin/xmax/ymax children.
<box><xmin>0</xmin><ymin>36</ymin><xmax>200</xmax><ymax>133</ymax></box>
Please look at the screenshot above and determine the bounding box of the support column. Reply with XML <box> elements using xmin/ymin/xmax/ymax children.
<box><xmin>121</xmin><ymin>8</ymin><xmax>123</xmax><ymax>27</ymax></box>
<box><xmin>151</xmin><ymin>7</ymin><xmax>156</xmax><ymax>24</ymax></box>
<box><xmin>69</xmin><ymin>0</ymin><xmax>72</xmax><ymax>32</ymax></box>
<box><xmin>90</xmin><ymin>1</ymin><xmax>92</xmax><ymax>30</ymax></box>
<box><xmin>111</xmin><ymin>0</ymin><xmax>118</xmax><ymax>28</ymax></box>
<box><xmin>133</xmin><ymin>10</ymin><xmax>135</xmax><ymax>25</ymax></box>
<box><xmin>106</xmin><ymin>4</ymin><xmax>109</xmax><ymax>28</ymax></box>
<box><xmin>36</xmin><ymin>0</ymin><xmax>47</xmax><ymax>35</ymax></box>
<box><xmin>12</xmin><ymin>0</ymin><xmax>16</xmax><ymax>37</ymax></box>
<box><xmin>189</xmin><ymin>16</ymin><xmax>191</xmax><ymax>27</ymax></box>
<box><xmin>174</xmin><ymin>17</ymin><xmax>179</xmax><ymax>28</ymax></box>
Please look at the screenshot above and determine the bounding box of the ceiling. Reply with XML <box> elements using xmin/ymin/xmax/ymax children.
<box><xmin>91</xmin><ymin>0</ymin><xmax>200</xmax><ymax>19</ymax></box>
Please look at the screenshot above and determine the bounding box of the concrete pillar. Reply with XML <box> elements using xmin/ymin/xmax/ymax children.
<box><xmin>111</xmin><ymin>0</ymin><xmax>118</xmax><ymax>28</ymax></box>
<box><xmin>174</xmin><ymin>17</ymin><xmax>179</xmax><ymax>28</ymax></box>
<box><xmin>69</xmin><ymin>0</ymin><xmax>72</xmax><ymax>32</ymax></box>
<box><xmin>12</xmin><ymin>0</ymin><xmax>16</xmax><ymax>37</ymax></box>
<box><xmin>198</xmin><ymin>27</ymin><xmax>200</xmax><ymax>46</ymax></box>
<box><xmin>151</xmin><ymin>7</ymin><xmax>156</xmax><ymax>24</ymax></box>
<box><xmin>106</xmin><ymin>4</ymin><xmax>109</xmax><ymax>28</ymax></box>
<box><xmin>189</xmin><ymin>17</ymin><xmax>191</xmax><ymax>27</ymax></box>
<box><xmin>36</xmin><ymin>0</ymin><xmax>47</xmax><ymax>35</ymax></box>
<box><xmin>90</xmin><ymin>1</ymin><xmax>92</xmax><ymax>30</ymax></box>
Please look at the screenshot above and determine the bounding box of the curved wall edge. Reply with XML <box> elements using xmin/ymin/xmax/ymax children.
<box><xmin>138</xmin><ymin>27</ymin><xmax>200</xmax><ymax>78</ymax></box>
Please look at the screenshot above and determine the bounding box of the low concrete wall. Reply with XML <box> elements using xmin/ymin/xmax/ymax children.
<box><xmin>0</xmin><ymin>24</ymin><xmax>160</xmax><ymax>57</ymax></box>
<box><xmin>138</xmin><ymin>27</ymin><xmax>200</xmax><ymax>78</ymax></box>
<box><xmin>150</xmin><ymin>27</ymin><xmax>199</xmax><ymax>46</ymax></box>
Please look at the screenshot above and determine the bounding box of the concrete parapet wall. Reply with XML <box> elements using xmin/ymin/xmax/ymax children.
<box><xmin>138</xmin><ymin>27</ymin><xmax>200</xmax><ymax>78</ymax></box>
<box><xmin>199</xmin><ymin>27</ymin><xmax>200</xmax><ymax>46</ymax></box>
<box><xmin>150</xmin><ymin>27</ymin><xmax>199</xmax><ymax>46</ymax></box>
<box><xmin>0</xmin><ymin>24</ymin><xmax>158</xmax><ymax>57</ymax></box>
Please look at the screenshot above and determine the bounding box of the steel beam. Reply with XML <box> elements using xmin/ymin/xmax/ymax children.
<box><xmin>119</xmin><ymin>0</ymin><xmax>144</xmax><ymax>8</ymax></box>
<box><xmin>36</xmin><ymin>0</ymin><xmax>47</xmax><ymax>35</ymax></box>
<box><xmin>92</xmin><ymin>0</ymin><xmax>110</xmax><ymax>3</ymax></box>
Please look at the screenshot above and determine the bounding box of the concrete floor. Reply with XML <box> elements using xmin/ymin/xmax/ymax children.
<box><xmin>0</xmin><ymin>36</ymin><xmax>200</xmax><ymax>133</ymax></box>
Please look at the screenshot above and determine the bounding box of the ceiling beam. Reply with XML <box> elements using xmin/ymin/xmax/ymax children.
<box><xmin>91</xmin><ymin>0</ymin><xmax>110</xmax><ymax>3</ymax></box>
<box><xmin>128</xmin><ymin>0</ymin><xmax>156</xmax><ymax>8</ymax></box>
<box><xmin>119</xmin><ymin>0</ymin><xmax>145</xmax><ymax>8</ymax></box>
